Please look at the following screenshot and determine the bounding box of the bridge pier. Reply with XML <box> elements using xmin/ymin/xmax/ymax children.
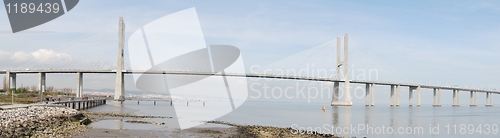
<box><xmin>38</xmin><ymin>72</ymin><xmax>46</xmax><ymax>93</ymax></box>
<box><xmin>11</xmin><ymin>73</ymin><xmax>16</xmax><ymax>92</ymax></box>
<box><xmin>452</xmin><ymin>90</ymin><xmax>460</xmax><ymax>106</ymax></box>
<box><xmin>371</xmin><ymin>84</ymin><xmax>374</xmax><ymax>106</ymax></box>
<box><xmin>452</xmin><ymin>90</ymin><xmax>456</xmax><ymax>106</ymax></box>
<box><xmin>76</xmin><ymin>72</ymin><xmax>83</xmax><ymax>98</ymax></box>
<box><xmin>433</xmin><ymin>88</ymin><xmax>437</xmax><ymax>106</ymax></box>
<box><xmin>332</xmin><ymin>82</ymin><xmax>339</xmax><ymax>103</ymax></box>
<box><xmin>365</xmin><ymin>83</ymin><xmax>374</xmax><ymax>106</ymax></box>
<box><xmin>5</xmin><ymin>71</ymin><xmax>10</xmax><ymax>94</ymax></box>
<box><xmin>5</xmin><ymin>71</ymin><xmax>15</xmax><ymax>95</ymax></box>
<box><xmin>416</xmin><ymin>86</ymin><xmax>421</xmax><ymax>106</ymax></box>
<box><xmin>470</xmin><ymin>91</ymin><xmax>477</xmax><ymax>106</ymax></box>
<box><xmin>489</xmin><ymin>92</ymin><xmax>492</xmax><ymax>106</ymax></box>
<box><xmin>486</xmin><ymin>92</ymin><xmax>493</xmax><ymax>106</ymax></box>
<box><xmin>474</xmin><ymin>91</ymin><xmax>478</xmax><ymax>106</ymax></box>
<box><xmin>396</xmin><ymin>85</ymin><xmax>400</xmax><ymax>106</ymax></box>
<box><xmin>390</xmin><ymin>85</ymin><xmax>394</xmax><ymax>106</ymax></box>
<box><xmin>438</xmin><ymin>88</ymin><xmax>441</xmax><ymax>106</ymax></box>
<box><xmin>486</xmin><ymin>93</ymin><xmax>490</xmax><ymax>106</ymax></box>
<box><xmin>433</xmin><ymin>88</ymin><xmax>441</xmax><ymax>106</ymax></box>
<box><xmin>6</xmin><ymin>71</ymin><xmax>16</xmax><ymax>104</ymax></box>
<box><xmin>408</xmin><ymin>87</ymin><xmax>414</xmax><ymax>106</ymax></box>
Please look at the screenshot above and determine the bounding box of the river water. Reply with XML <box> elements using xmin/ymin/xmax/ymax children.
<box><xmin>88</xmin><ymin>100</ymin><xmax>500</xmax><ymax>137</ymax></box>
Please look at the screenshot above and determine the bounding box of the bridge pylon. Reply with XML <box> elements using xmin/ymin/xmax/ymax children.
<box><xmin>114</xmin><ymin>17</ymin><xmax>125</xmax><ymax>101</ymax></box>
<box><xmin>331</xmin><ymin>33</ymin><xmax>352</xmax><ymax>106</ymax></box>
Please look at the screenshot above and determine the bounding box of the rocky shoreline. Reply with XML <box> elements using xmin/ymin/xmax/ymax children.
<box><xmin>2</xmin><ymin>106</ymin><xmax>340</xmax><ymax>137</ymax></box>
<box><xmin>0</xmin><ymin>106</ymin><xmax>89</xmax><ymax>138</ymax></box>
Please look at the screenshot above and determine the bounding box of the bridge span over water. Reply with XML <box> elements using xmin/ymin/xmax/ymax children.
<box><xmin>0</xmin><ymin>70</ymin><xmax>497</xmax><ymax>107</ymax></box>
<box><xmin>1</xmin><ymin>18</ymin><xmax>497</xmax><ymax>107</ymax></box>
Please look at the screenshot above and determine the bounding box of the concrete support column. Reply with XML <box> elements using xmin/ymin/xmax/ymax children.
<box><xmin>332</xmin><ymin>82</ymin><xmax>339</xmax><ymax>103</ymax></box>
<box><xmin>409</xmin><ymin>87</ymin><xmax>413</xmax><ymax>106</ymax></box>
<box><xmin>390</xmin><ymin>85</ymin><xmax>395</xmax><ymax>106</ymax></box>
<box><xmin>5</xmin><ymin>71</ymin><xmax>10</xmax><ymax>94</ymax></box>
<box><xmin>332</xmin><ymin>36</ymin><xmax>341</xmax><ymax>104</ymax></box>
<box><xmin>453</xmin><ymin>90</ymin><xmax>460</xmax><ymax>106</ymax></box>
<box><xmin>396</xmin><ymin>85</ymin><xmax>400</xmax><ymax>106</ymax></box>
<box><xmin>114</xmin><ymin>17</ymin><xmax>125</xmax><ymax>101</ymax></box>
<box><xmin>76</xmin><ymin>72</ymin><xmax>83</xmax><ymax>98</ymax></box>
<box><xmin>490</xmin><ymin>93</ymin><xmax>493</xmax><ymax>106</ymax></box>
<box><xmin>11</xmin><ymin>73</ymin><xmax>16</xmax><ymax>91</ymax></box>
<box><xmin>453</xmin><ymin>90</ymin><xmax>456</xmax><ymax>106</ymax></box>
<box><xmin>486</xmin><ymin>93</ymin><xmax>493</xmax><ymax>107</ymax></box>
<box><xmin>486</xmin><ymin>93</ymin><xmax>490</xmax><ymax>106</ymax></box>
<box><xmin>38</xmin><ymin>72</ymin><xmax>46</xmax><ymax>93</ymax></box>
<box><xmin>371</xmin><ymin>84</ymin><xmax>375</xmax><ymax>106</ymax></box>
<box><xmin>470</xmin><ymin>91</ymin><xmax>475</xmax><ymax>106</ymax></box>
<box><xmin>433</xmin><ymin>88</ymin><xmax>437</xmax><ymax>106</ymax></box>
<box><xmin>474</xmin><ymin>91</ymin><xmax>477</xmax><ymax>106</ymax></box>
<box><xmin>342</xmin><ymin>34</ymin><xmax>351</xmax><ymax>105</ymax></box>
<box><xmin>438</xmin><ymin>88</ymin><xmax>441</xmax><ymax>106</ymax></box>
<box><xmin>365</xmin><ymin>83</ymin><xmax>370</xmax><ymax>106</ymax></box>
<box><xmin>416</xmin><ymin>86</ymin><xmax>421</xmax><ymax>106</ymax></box>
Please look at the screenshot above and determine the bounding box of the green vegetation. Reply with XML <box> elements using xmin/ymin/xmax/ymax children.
<box><xmin>1</xmin><ymin>76</ymin><xmax>75</xmax><ymax>104</ymax></box>
<box><xmin>0</xmin><ymin>91</ymin><xmax>75</xmax><ymax>104</ymax></box>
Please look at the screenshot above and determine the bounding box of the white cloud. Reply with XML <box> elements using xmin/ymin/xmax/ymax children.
<box><xmin>0</xmin><ymin>49</ymin><xmax>72</xmax><ymax>63</ymax></box>
<box><xmin>0</xmin><ymin>50</ymin><xmax>12</xmax><ymax>60</ymax></box>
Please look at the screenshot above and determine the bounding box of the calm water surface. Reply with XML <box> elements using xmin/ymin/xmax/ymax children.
<box><xmin>88</xmin><ymin>100</ymin><xmax>500</xmax><ymax>137</ymax></box>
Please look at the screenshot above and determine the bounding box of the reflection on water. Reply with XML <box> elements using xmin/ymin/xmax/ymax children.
<box><xmin>88</xmin><ymin>100</ymin><xmax>500</xmax><ymax>137</ymax></box>
<box><xmin>113</xmin><ymin>101</ymin><xmax>124</xmax><ymax>130</ymax></box>
<box><xmin>90</xmin><ymin>119</ymin><xmax>167</xmax><ymax>130</ymax></box>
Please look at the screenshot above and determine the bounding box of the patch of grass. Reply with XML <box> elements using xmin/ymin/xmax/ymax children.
<box><xmin>0</xmin><ymin>93</ymin><xmax>40</xmax><ymax>104</ymax></box>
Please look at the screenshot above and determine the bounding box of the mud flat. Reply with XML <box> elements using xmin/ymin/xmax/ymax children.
<box><xmin>75</xmin><ymin>111</ymin><xmax>340</xmax><ymax>138</ymax></box>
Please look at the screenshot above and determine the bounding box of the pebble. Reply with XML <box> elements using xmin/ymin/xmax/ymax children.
<box><xmin>0</xmin><ymin>106</ymin><xmax>83</xmax><ymax>137</ymax></box>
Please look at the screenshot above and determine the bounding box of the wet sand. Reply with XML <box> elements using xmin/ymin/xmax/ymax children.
<box><xmin>74</xmin><ymin>126</ymin><xmax>238</xmax><ymax>138</ymax></box>
<box><xmin>74</xmin><ymin>112</ymin><xmax>339</xmax><ymax>138</ymax></box>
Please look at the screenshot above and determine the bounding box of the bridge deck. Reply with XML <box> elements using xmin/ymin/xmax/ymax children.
<box><xmin>0</xmin><ymin>70</ymin><xmax>498</xmax><ymax>94</ymax></box>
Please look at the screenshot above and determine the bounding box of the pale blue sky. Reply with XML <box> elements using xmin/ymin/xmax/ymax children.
<box><xmin>0</xmin><ymin>1</ymin><xmax>499</xmax><ymax>104</ymax></box>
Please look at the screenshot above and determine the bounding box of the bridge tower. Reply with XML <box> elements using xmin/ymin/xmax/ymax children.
<box><xmin>114</xmin><ymin>17</ymin><xmax>125</xmax><ymax>101</ymax></box>
<box><xmin>331</xmin><ymin>34</ymin><xmax>352</xmax><ymax>106</ymax></box>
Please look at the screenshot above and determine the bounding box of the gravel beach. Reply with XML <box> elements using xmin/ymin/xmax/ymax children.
<box><xmin>0</xmin><ymin>106</ymin><xmax>88</xmax><ymax>138</ymax></box>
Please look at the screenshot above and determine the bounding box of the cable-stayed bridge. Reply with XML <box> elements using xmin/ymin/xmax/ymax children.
<box><xmin>0</xmin><ymin>18</ymin><xmax>497</xmax><ymax>107</ymax></box>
